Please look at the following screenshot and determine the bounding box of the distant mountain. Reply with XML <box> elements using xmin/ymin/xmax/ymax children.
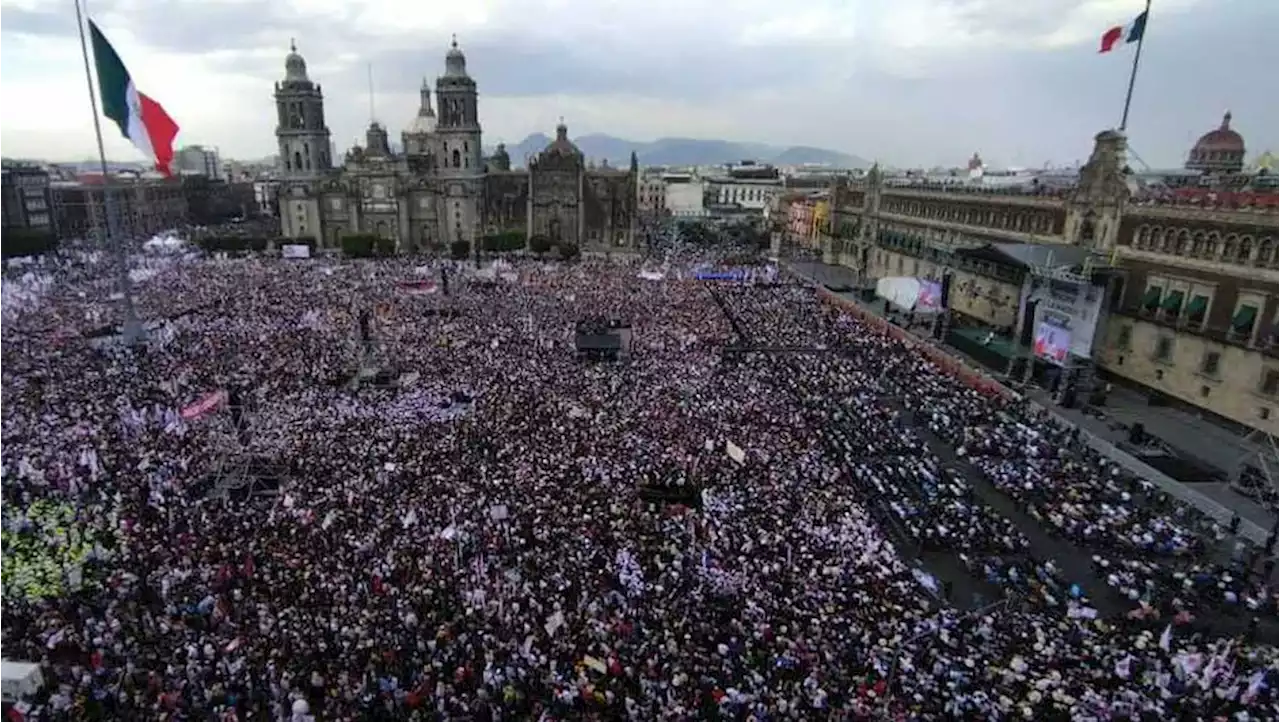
<box><xmin>492</xmin><ymin>134</ymin><xmax>867</xmax><ymax>170</ymax></box>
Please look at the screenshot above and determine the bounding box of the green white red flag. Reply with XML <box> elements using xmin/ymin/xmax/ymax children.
<box><xmin>88</xmin><ymin>20</ymin><xmax>180</xmax><ymax>175</ymax></box>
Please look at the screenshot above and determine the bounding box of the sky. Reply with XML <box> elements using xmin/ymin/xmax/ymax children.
<box><xmin>1</xmin><ymin>0</ymin><xmax>1276</xmax><ymax>169</ymax></box>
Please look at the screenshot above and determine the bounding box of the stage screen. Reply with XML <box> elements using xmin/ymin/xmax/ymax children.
<box><xmin>916</xmin><ymin>280</ymin><xmax>943</xmax><ymax>312</ymax></box>
<box><xmin>1033</xmin><ymin>321</ymin><xmax>1071</xmax><ymax>366</ymax></box>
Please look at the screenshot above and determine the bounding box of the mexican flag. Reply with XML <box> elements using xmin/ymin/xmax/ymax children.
<box><xmin>88</xmin><ymin>21</ymin><xmax>180</xmax><ymax>175</ymax></box>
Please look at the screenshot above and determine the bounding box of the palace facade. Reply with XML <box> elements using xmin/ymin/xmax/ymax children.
<box><xmin>272</xmin><ymin>40</ymin><xmax>637</xmax><ymax>251</ymax></box>
<box><xmin>803</xmin><ymin>118</ymin><xmax>1278</xmax><ymax>434</ymax></box>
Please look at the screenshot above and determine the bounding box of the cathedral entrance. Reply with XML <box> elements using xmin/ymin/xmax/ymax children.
<box><xmin>549</xmin><ymin>219</ymin><xmax>562</xmax><ymax>243</ymax></box>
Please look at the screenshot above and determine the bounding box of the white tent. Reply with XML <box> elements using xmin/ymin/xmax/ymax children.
<box><xmin>1</xmin><ymin>660</ymin><xmax>43</xmax><ymax>700</ymax></box>
<box><xmin>875</xmin><ymin>276</ymin><xmax>922</xmax><ymax>312</ymax></box>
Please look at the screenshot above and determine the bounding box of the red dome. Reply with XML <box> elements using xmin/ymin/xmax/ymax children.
<box><xmin>1185</xmin><ymin>112</ymin><xmax>1246</xmax><ymax>174</ymax></box>
<box><xmin>1193</xmin><ymin>112</ymin><xmax>1244</xmax><ymax>153</ymax></box>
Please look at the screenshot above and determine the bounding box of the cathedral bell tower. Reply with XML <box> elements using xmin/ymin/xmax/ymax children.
<box><xmin>274</xmin><ymin>40</ymin><xmax>332</xmax><ymax>178</ymax></box>
<box><xmin>434</xmin><ymin>35</ymin><xmax>483</xmax><ymax>246</ymax></box>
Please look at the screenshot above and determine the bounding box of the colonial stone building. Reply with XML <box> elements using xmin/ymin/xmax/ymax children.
<box><xmin>812</xmin><ymin>117</ymin><xmax>1278</xmax><ymax>434</ymax></box>
<box><xmin>273</xmin><ymin>39</ymin><xmax>638</xmax><ymax>251</ymax></box>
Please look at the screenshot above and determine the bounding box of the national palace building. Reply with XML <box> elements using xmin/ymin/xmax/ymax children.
<box><xmin>783</xmin><ymin>115</ymin><xmax>1277</xmax><ymax>435</ymax></box>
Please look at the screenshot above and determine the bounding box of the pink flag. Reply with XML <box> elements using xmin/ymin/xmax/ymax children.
<box><xmin>180</xmin><ymin>390</ymin><xmax>228</xmax><ymax>420</ymax></box>
<box><xmin>399</xmin><ymin>280</ymin><xmax>438</xmax><ymax>296</ymax></box>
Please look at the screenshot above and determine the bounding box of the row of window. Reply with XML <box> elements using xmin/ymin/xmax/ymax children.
<box><xmin>880</xmin><ymin>200</ymin><xmax>1056</xmax><ymax>235</ymax></box>
<box><xmin>1131</xmin><ymin>225</ymin><xmax>1276</xmax><ymax>268</ymax></box>
<box><xmin>1139</xmin><ymin>278</ymin><xmax>1265</xmax><ymax>341</ymax></box>
<box><xmin>718</xmin><ymin>186</ymin><xmax>774</xmax><ymax>203</ymax></box>
<box><xmin>1116</xmin><ymin>328</ymin><xmax>1278</xmax><ymax>396</ymax></box>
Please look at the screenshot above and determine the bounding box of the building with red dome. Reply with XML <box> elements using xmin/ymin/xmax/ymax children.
<box><xmin>1185</xmin><ymin>112</ymin><xmax>1246</xmax><ymax>174</ymax></box>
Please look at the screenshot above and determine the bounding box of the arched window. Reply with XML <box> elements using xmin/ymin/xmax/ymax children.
<box><xmin>1256</xmin><ymin>237</ymin><xmax>1274</xmax><ymax>268</ymax></box>
<box><xmin>293</xmin><ymin>151</ymin><xmax>303</xmax><ymax>171</ymax></box>
<box><xmin>1175</xmin><ymin>229</ymin><xmax>1191</xmax><ymax>255</ymax></box>
<box><xmin>1160</xmin><ymin>229</ymin><xmax>1177</xmax><ymax>253</ymax></box>
<box><xmin>1237</xmin><ymin>236</ymin><xmax>1253</xmax><ymax>264</ymax></box>
<box><xmin>1205</xmin><ymin>232</ymin><xmax>1221</xmax><ymax>259</ymax></box>
<box><xmin>1222</xmin><ymin>234</ymin><xmax>1237</xmax><ymax>261</ymax></box>
<box><xmin>1190</xmin><ymin>231</ymin><xmax>1206</xmax><ymax>257</ymax></box>
<box><xmin>452</xmin><ymin>149</ymin><xmax>461</xmax><ymax>168</ymax></box>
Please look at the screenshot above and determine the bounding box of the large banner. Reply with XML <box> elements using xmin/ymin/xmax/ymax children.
<box><xmin>281</xmin><ymin>244</ymin><xmax>311</xmax><ymax>259</ymax></box>
<box><xmin>1028</xmin><ymin>277</ymin><xmax>1104</xmax><ymax>361</ymax></box>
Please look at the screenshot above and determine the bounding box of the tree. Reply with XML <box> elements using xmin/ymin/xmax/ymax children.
<box><xmin>450</xmin><ymin>240</ymin><xmax>471</xmax><ymax>260</ymax></box>
<box><xmin>556</xmin><ymin>242</ymin><xmax>581</xmax><ymax>261</ymax></box>
<box><xmin>0</xmin><ymin>229</ymin><xmax>57</xmax><ymax>259</ymax></box>
<box><xmin>528</xmin><ymin>234</ymin><xmax>553</xmax><ymax>257</ymax></box>
<box><xmin>196</xmin><ymin>236</ymin><xmax>268</xmax><ymax>255</ymax></box>
<box><xmin>341</xmin><ymin>234</ymin><xmax>378</xmax><ymax>258</ymax></box>
<box><xmin>481</xmin><ymin>230</ymin><xmax>526</xmax><ymax>253</ymax></box>
<box><xmin>374</xmin><ymin>236</ymin><xmax>397</xmax><ymax>257</ymax></box>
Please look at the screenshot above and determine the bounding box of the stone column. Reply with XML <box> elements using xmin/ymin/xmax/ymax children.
<box><xmin>526</xmin><ymin>166</ymin><xmax>534</xmax><ymax>243</ymax></box>
<box><xmin>577</xmin><ymin>167</ymin><xmax>586</xmax><ymax>246</ymax></box>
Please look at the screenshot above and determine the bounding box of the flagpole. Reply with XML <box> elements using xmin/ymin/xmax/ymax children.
<box><xmin>73</xmin><ymin>0</ymin><xmax>145</xmax><ymax>345</ymax></box>
<box><xmin>1118</xmin><ymin>0</ymin><xmax>1152</xmax><ymax>132</ymax></box>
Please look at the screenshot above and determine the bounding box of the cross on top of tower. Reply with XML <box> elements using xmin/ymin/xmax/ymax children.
<box><xmin>290</xmin><ymin>37</ymin><xmax>296</xmax><ymax>52</ymax></box>
<box><xmin>451</xmin><ymin>34</ymin><xmax>458</xmax><ymax>49</ymax></box>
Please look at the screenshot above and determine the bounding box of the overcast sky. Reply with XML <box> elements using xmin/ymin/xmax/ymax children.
<box><xmin>1</xmin><ymin>0</ymin><xmax>1275</xmax><ymax>169</ymax></box>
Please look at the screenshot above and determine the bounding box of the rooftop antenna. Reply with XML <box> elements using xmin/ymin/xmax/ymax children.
<box><xmin>367</xmin><ymin>63</ymin><xmax>376</xmax><ymax>124</ymax></box>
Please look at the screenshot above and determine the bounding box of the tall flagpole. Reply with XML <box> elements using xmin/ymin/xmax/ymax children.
<box><xmin>1118</xmin><ymin>0</ymin><xmax>1152</xmax><ymax>132</ymax></box>
<box><xmin>73</xmin><ymin>0</ymin><xmax>145</xmax><ymax>345</ymax></box>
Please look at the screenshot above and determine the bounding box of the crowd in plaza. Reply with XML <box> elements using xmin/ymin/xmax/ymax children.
<box><xmin>1</xmin><ymin>236</ymin><xmax>1276</xmax><ymax>721</ymax></box>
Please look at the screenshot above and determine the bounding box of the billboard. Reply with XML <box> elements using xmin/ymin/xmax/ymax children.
<box><xmin>916</xmin><ymin>280</ymin><xmax>943</xmax><ymax>312</ymax></box>
<box><xmin>875</xmin><ymin>277</ymin><xmax>944</xmax><ymax>314</ymax></box>
<box><xmin>1028</xmin><ymin>277</ymin><xmax>1104</xmax><ymax>360</ymax></box>
<box><xmin>1033</xmin><ymin>321</ymin><xmax>1071</xmax><ymax>365</ymax></box>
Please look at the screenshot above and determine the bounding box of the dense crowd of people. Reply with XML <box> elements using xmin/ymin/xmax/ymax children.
<box><xmin>1</xmin><ymin>238</ymin><xmax>1276</xmax><ymax>721</ymax></box>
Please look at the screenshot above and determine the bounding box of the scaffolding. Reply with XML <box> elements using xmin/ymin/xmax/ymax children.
<box><xmin>1228</xmin><ymin>430</ymin><xmax>1280</xmax><ymax>513</ymax></box>
<box><xmin>193</xmin><ymin>391</ymin><xmax>285</xmax><ymax>502</ymax></box>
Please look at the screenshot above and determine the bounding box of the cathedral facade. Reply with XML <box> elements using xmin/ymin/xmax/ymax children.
<box><xmin>273</xmin><ymin>40</ymin><xmax>638</xmax><ymax>251</ymax></box>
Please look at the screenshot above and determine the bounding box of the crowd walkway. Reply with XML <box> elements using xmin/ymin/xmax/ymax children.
<box><xmin>902</xmin><ymin>402</ymin><xmax>1118</xmax><ymax>612</ymax></box>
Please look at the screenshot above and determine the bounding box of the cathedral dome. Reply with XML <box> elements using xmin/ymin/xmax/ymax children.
<box><xmin>284</xmin><ymin>39</ymin><xmax>308</xmax><ymax>82</ymax></box>
<box><xmin>1186</xmin><ymin>112</ymin><xmax>1245</xmax><ymax>173</ymax></box>
<box><xmin>406</xmin><ymin>113</ymin><xmax>437</xmax><ymax>135</ymax></box>
<box><xmin>406</xmin><ymin>78</ymin><xmax>436</xmax><ymax>135</ymax></box>
<box><xmin>543</xmin><ymin>120</ymin><xmax>582</xmax><ymax>159</ymax></box>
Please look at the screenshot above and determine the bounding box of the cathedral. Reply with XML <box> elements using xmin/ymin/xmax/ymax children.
<box><xmin>273</xmin><ymin>39</ymin><xmax>638</xmax><ymax>251</ymax></box>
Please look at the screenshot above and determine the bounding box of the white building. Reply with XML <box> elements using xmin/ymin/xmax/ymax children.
<box><xmin>175</xmin><ymin>145</ymin><xmax>222</xmax><ymax>178</ymax></box>
<box><xmin>704</xmin><ymin>161</ymin><xmax>784</xmax><ymax>216</ymax></box>
<box><xmin>663</xmin><ymin>173</ymin><xmax>706</xmax><ymax>218</ymax></box>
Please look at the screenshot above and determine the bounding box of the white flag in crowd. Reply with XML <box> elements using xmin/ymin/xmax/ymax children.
<box><xmin>615</xmin><ymin>548</ymin><xmax>645</xmax><ymax>599</ymax></box>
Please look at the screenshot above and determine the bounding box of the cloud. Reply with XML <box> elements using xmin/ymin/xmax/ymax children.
<box><xmin>1</xmin><ymin>0</ymin><xmax>1274</xmax><ymax>170</ymax></box>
